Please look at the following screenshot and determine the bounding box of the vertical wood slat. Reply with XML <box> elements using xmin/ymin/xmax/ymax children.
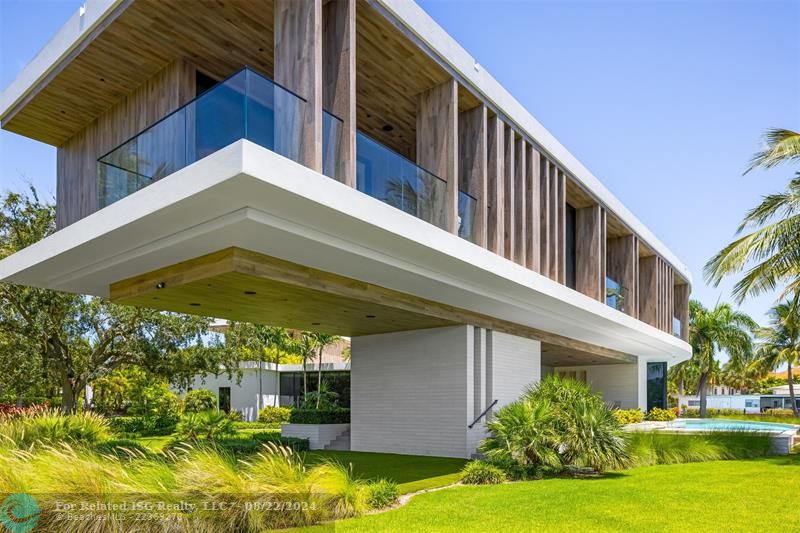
<box><xmin>638</xmin><ymin>254</ymin><xmax>660</xmax><ymax>327</ymax></box>
<box><xmin>600</xmin><ymin>208</ymin><xmax>607</xmax><ymax>301</ymax></box>
<box><xmin>513</xmin><ymin>136</ymin><xmax>526</xmax><ymax>266</ymax></box>
<box><xmin>503</xmin><ymin>126</ymin><xmax>515</xmax><ymax>259</ymax></box>
<box><xmin>458</xmin><ymin>104</ymin><xmax>488</xmax><ymax>246</ymax></box>
<box><xmin>275</xmin><ymin>0</ymin><xmax>323</xmax><ymax>172</ymax></box>
<box><xmin>557</xmin><ymin>168</ymin><xmax>566</xmax><ymax>284</ymax></box>
<box><xmin>607</xmin><ymin>234</ymin><xmax>638</xmax><ymax>317</ymax></box>
<box><xmin>417</xmin><ymin>79</ymin><xmax>458</xmax><ymax>233</ymax></box>
<box><xmin>539</xmin><ymin>157</ymin><xmax>551</xmax><ymax>276</ymax></box>
<box><xmin>527</xmin><ymin>146</ymin><xmax>541</xmax><ymax>272</ymax></box>
<box><xmin>575</xmin><ymin>204</ymin><xmax>603</xmax><ymax>301</ymax></box>
<box><xmin>322</xmin><ymin>0</ymin><xmax>355</xmax><ymax>186</ymax></box>
<box><xmin>675</xmin><ymin>282</ymin><xmax>690</xmax><ymax>341</ymax></box>
<box><xmin>486</xmin><ymin>116</ymin><xmax>504</xmax><ymax>254</ymax></box>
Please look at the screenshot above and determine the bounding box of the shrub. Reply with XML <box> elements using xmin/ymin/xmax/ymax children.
<box><xmin>0</xmin><ymin>402</ymin><xmax>49</xmax><ymax>419</ymax></box>
<box><xmin>683</xmin><ymin>408</ymin><xmax>746</xmax><ymax>418</ymax></box>
<box><xmin>289</xmin><ymin>408</ymin><xmax>350</xmax><ymax>424</ymax></box>
<box><xmin>258</xmin><ymin>406</ymin><xmax>292</xmax><ymax>424</ymax></box>
<box><xmin>129</xmin><ymin>382</ymin><xmax>181</xmax><ymax>418</ymax></box>
<box><xmin>176</xmin><ymin>411</ymin><xmax>235</xmax><ymax>441</ymax></box>
<box><xmin>108</xmin><ymin>414</ymin><xmax>179</xmax><ymax>437</ymax></box>
<box><xmin>765</xmin><ymin>408</ymin><xmax>795</xmax><ymax>417</ymax></box>
<box><xmin>460</xmin><ymin>460</ymin><xmax>507</xmax><ymax>485</ymax></box>
<box><xmin>613</xmin><ymin>409</ymin><xmax>644</xmax><ymax>425</ymax></box>
<box><xmin>93</xmin><ymin>439</ymin><xmax>153</xmax><ymax>459</ymax></box>
<box><xmin>0</xmin><ymin>410</ymin><xmax>110</xmax><ymax>448</ymax></box>
<box><xmin>645</xmin><ymin>407</ymin><xmax>677</xmax><ymax>421</ymax></box>
<box><xmin>480</xmin><ymin>375</ymin><xmax>629</xmax><ymax>473</ymax></box>
<box><xmin>250</xmin><ymin>431</ymin><xmax>309</xmax><ymax>451</ymax></box>
<box><xmin>227</xmin><ymin>410</ymin><xmax>243</xmax><ymax>422</ymax></box>
<box><xmin>626</xmin><ymin>432</ymin><xmax>772</xmax><ymax>467</ymax></box>
<box><xmin>182</xmin><ymin>389</ymin><xmax>217</xmax><ymax>414</ymax></box>
<box><xmin>364</xmin><ymin>479</ymin><xmax>399</xmax><ymax>508</ymax></box>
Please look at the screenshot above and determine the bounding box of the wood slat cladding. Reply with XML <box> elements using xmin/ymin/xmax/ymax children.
<box><xmin>537</xmin><ymin>157</ymin><xmax>566</xmax><ymax>282</ymax></box>
<box><xmin>486</xmin><ymin>115</ymin><xmax>504</xmax><ymax>255</ymax></box>
<box><xmin>513</xmin><ymin>136</ymin><xmax>527</xmax><ymax>266</ymax></box>
<box><xmin>575</xmin><ymin>204</ymin><xmax>604</xmax><ymax>301</ymax></box>
<box><xmin>674</xmin><ymin>282</ymin><xmax>690</xmax><ymax>341</ymax></box>
<box><xmin>275</xmin><ymin>0</ymin><xmax>322</xmax><ymax>172</ymax></box>
<box><xmin>111</xmin><ymin>247</ymin><xmax>636</xmax><ymax>360</ymax></box>
<box><xmin>417</xmin><ymin>79</ymin><xmax>458</xmax><ymax>233</ymax></box>
<box><xmin>607</xmin><ymin>234</ymin><xmax>639</xmax><ymax>318</ymax></box>
<box><xmin>56</xmin><ymin>59</ymin><xmax>196</xmax><ymax>228</ymax></box>
<box><xmin>503</xmin><ymin>126</ymin><xmax>516</xmax><ymax>260</ymax></box>
<box><xmin>638</xmin><ymin>254</ymin><xmax>675</xmax><ymax>330</ymax></box>
<box><xmin>322</xmin><ymin>0</ymin><xmax>356</xmax><ymax>186</ymax></box>
<box><xmin>539</xmin><ymin>158</ymin><xmax>551</xmax><ymax>275</ymax></box>
<box><xmin>458</xmin><ymin>104</ymin><xmax>488</xmax><ymax>247</ymax></box>
<box><xmin>526</xmin><ymin>144</ymin><xmax>541</xmax><ymax>272</ymax></box>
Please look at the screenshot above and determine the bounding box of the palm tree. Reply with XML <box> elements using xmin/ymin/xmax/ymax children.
<box><xmin>705</xmin><ymin>127</ymin><xmax>800</xmax><ymax>303</ymax></box>
<box><xmin>310</xmin><ymin>333</ymin><xmax>342</xmax><ymax>409</ymax></box>
<box><xmin>750</xmin><ymin>300</ymin><xmax>800</xmax><ymax>416</ymax></box>
<box><xmin>688</xmin><ymin>300</ymin><xmax>757</xmax><ymax>417</ymax></box>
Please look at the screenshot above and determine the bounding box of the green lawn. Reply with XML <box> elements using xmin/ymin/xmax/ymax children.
<box><xmin>302</xmin><ymin>454</ymin><xmax>800</xmax><ymax>532</ymax></box>
<box><xmin>131</xmin><ymin>435</ymin><xmax>173</xmax><ymax>452</ymax></box>
<box><xmin>302</xmin><ymin>450</ymin><xmax>467</xmax><ymax>493</ymax></box>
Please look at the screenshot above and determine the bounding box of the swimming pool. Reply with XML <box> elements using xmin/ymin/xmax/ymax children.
<box><xmin>667</xmin><ymin>418</ymin><xmax>798</xmax><ymax>433</ymax></box>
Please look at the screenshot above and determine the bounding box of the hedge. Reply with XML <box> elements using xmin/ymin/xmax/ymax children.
<box><xmin>109</xmin><ymin>415</ymin><xmax>179</xmax><ymax>437</ymax></box>
<box><xmin>288</xmin><ymin>408</ymin><xmax>350</xmax><ymax>424</ymax></box>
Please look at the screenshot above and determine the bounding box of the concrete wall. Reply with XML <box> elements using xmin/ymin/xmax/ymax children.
<box><xmin>351</xmin><ymin>325</ymin><xmax>541</xmax><ymax>458</ymax></box>
<box><xmin>185</xmin><ymin>367</ymin><xmax>280</xmax><ymax>422</ymax></box>
<box><xmin>554</xmin><ymin>363</ymin><xmax>640</xmax><ymax>409</ymax></box>
<box><xmin>677</xmin><ymin>394</ymin><xmax>762</xmax><ymax>414</ymax></box>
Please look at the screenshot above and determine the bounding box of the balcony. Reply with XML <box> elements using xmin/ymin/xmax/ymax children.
<box><xmin>605</xmin><ymin>276</ymin><xmax>627</xmax><ymax>313</ymax></box>
<box><xmin>97</xmin><ymin>67</ymin><xmax>342</xmax><ymax>208</ymax></box>
<box><xmin>98</xmin><ymin>66</ymin><xmax>477</xmax><ymax>243</ymax></box>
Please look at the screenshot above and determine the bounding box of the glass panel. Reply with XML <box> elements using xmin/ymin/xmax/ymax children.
<box><xmin>458</xmin><ymin>190</ymin><xmax>477</xmax><ymax>242</ymax></box>
<box><xmin>672</xmin><ymin>316</ymin><xmax>682</xmax><ymax>338</ymax></box>
<box><xmin>322</xmin><ymin>111</ymin><xmax>343</xmax><ymax>179</ymax></box>
<box><xmin>356</xmin><ymin>132</ymin><xmax>448</xmax><ymax>231</ymax></box>
<box><xmin>605</xmin><ymin>276</ymin><xmax>627</xmax><ymax>312</ymax></box>
<box><xmin>647</xmin><ymin>362</ymin><xmax>668</xmax><ymax>411</ymax></box>
<box><xmin>97</xmin><ymin>67</ymin><xmax>316</xmax><ymax>209</ymax></box>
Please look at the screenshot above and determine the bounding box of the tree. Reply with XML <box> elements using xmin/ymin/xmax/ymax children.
<box><xmin>688</xmin><ymin>300</ymin><xmax>757</xmax><ymax>417</ymax></box>
<box><xmin>705</xmin><ymin>128</ymin><xmax>800</xmax><ymax>303</ymax></box>
<box><xmin>1</xmin><ymin>189</ymin><xmax>220</xmax><ymax>412</ymax></box>
<box><xmin>750</xmin><ymin>300</ymin><xmax>800</xmax><ymax>416</ymax></box>
<box><xmin>310</xmin><ymin>333</ymin><xmax>341</xmax><ymax>409</ymax></box>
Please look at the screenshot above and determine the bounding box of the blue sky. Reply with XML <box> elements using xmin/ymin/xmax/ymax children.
<box><xmin>1</xmin><ymin>0</ymin><xmax>799</xmax><ymax>329</ymax></box>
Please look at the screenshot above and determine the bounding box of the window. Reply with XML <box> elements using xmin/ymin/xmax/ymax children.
<box><xmin>688</xmin><ymin>400</ymin><xmax>700</xmax><ymax>407</ymax></box>
<box><xmin>745</xmin><ymin>399</ymin><xmax>758</xmax><ymax>408</ymax></box>
<box><xmin>218</xmin><ymin>387</ymin><xmax>231</xmax><ymax>414</ymax></box>
<box><xmin>646</xmin><ymin>362</ymin><xmax>667</xmax><ymax>411</ymax></box>
<box><xmin>565</xmin><ymin>204</ymin><xmax>576</xmax><ymax>290</ymax></box>
<box><xmin>279</xmin><ymin>371</ymin><xmax>350</xmax><ymax>408</ymax></box>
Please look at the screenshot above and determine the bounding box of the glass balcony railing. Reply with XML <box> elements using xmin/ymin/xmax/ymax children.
<box><xmin>356</xmin><ymin>131</ymin><xmax>477</xmax><ymax>242</ymax></box>
<box><xmin>605</xmin><ymin>276</ymin><xmax>627</xmax><ymax>313</ymax></box>
<box><xmin>97</xmin><ymin>67</ymin><xmax>342</xmax><ymax>208</ymax></box>
<box><xmin>673</xmin><ymin>316</ymin><xmax>682</xmax><ymax>338</ymax></box>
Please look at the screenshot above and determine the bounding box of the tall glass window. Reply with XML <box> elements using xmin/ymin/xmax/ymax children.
<box><xmin>646</xmin><ymin>362</ymin><xmax>668</xmax><ymax>411</ymax></box>
<box><xmin>565</xmin><ymin>203</ymin><xmax>576</xmax><ymax>289</ymax></box>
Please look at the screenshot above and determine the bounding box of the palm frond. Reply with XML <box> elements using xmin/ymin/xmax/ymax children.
<box><xmin>745</xmin><ymin>129</ymin><xmax>800</xmax><ymax>173</ymax></box>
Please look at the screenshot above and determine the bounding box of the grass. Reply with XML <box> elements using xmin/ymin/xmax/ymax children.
<box><xmin>132</xmin><ymin>434</ymin><xmax>173</xmax><ymax>452</ymax></box>
<box><xmin>710</xmin><ymin>413</ymin><xmax>800</xmax><ymax>425</ymax></box>
<box><xmin>302</xmin><ymin>451</ymin><xmax>467</xmax><ymax>494</ymax></box>
<box><xmin>303</xmin><ymin>454</ymin><xmax>800</xmax><ymax>532</ymax></box>
<box><xmin>626</xmin><ymin>431</ymin><xmax>772</xmax><ymax>466</ymax></box>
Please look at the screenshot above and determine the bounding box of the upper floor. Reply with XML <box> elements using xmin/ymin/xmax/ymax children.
<box><xmin>0</xmin><ymin>0</ymin><xmax>690</xmax><ymax>342</ymax></box>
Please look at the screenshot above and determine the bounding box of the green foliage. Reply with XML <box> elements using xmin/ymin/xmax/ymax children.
<box><xmin>258</xmin><ymin>405</ymin><xmax>292</xmax><ymax>424</ymax></box>
<box><xmin>92</xmin><ymin>438</ymin><xmax>153</xmax><ymax>459</ymax></box>
<box><xmin>765</xmin><ymin>408</ymin><xmax>795</xmax><ymax>416</ymax></box>
<box><xmin>182</xmin><ymin>389</ymin><xmax>217</xmax><ymax>413</ymax></box>
<box><xmin>645</xmin><ymin>407</ymin><xmax>678</xmax><ymax>421</ymax></box>
<box><xmin>626</xmin><ymin>432</ymin><xmax>772</xmax><ymax>467</ymax></box>
<box><xmin>0</xmin><ymin>410</ymin><xmax>110</xmax><ymax>448</ymax></box>
<box><xmin>301</xmin><ymin>382</ymin><xmax>341</xmax><ymax>409</ymax></box>
<box><xmin>176</xmin><ymin>410</ymin><xmax>235</xmax><ymax>441</ymax></box>
<box><xmin>481</xmin><ymin>376</ymin><xmax>628</xmax><ymax>473</ymax></box>
<box><xmin>612</xmin><ymin>409</ymin><xmax>644</xmax><ymax>425</ymax></box>
<box><xmin>108</xmin><ymin>414</ymin><xmax>179</xmax><ymax>437</ymax></box>
<box><xmin>364</xmin><ymin>479</ymin><xmax>399</xmax><ymax>508</ymax></box>
<box><xmin>250</xmin><ymin>431</ymin><xmax>309</xmax><ymax>451</ymax></box>
<box><xmin>289</xmin><ymin>408</ymin><xmax>350</xmax><ymax>424</ymax></box>
<box><xmin>460</xmin><ymin>461</ymin><xmax>507</xmax><ymax>485</ymax></box>
<box><xmin>683</xmin><ymin>408</ymin><xmax>744</xmax><ymax>418</ymax></box>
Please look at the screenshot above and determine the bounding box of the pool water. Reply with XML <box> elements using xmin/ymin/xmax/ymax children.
<box><xmin>667</xmin><ymin>419</ymin><xmax>797</xmax><ymax>432</ymax></box>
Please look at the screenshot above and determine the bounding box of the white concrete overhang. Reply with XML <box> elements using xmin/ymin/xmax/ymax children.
<box><xmin>0</xmin><ymin>140</ymin><xmax>690</xmax><ymax>364</ymax></box>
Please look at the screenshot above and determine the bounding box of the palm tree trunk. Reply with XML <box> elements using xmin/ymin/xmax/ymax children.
<box><xmin>697</xmin><ymin>371</ymin><xmax>709</xmax><ymax>418</ymax></box>
<box><xmin>788</xmin><ymin>364</ymin><xmax>798</xmax><ymax>416</ymax></box>
<box><xmin>302</xmin><ymin>355</ymin><xmax>308</xmax><ymax>407</ymax></box>
<box><xmin>316</xmin><ymin>347</ymin><xmax>323</xmax><ymax>409</ymax></box>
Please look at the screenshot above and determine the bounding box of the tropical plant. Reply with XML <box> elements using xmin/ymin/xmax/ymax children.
<box><xmin>0</xmin><ymin>410</ymin><xmax>110</xmax><ymax>448</ymax></box>
<box><xmin>460</xmin><ymin>460</ymin><xmax>507</xmax><ymax>485</ymax></box>
<box><xmin>644</xmin><ymin>407</ymin><xmax>677</xmax><ymax>422</ymax></box>
<box><xmin>182</xmin><ymin>389</ymin><xmax>217</xmax><ymax>413</ymax></box>
<box><xmin>311</xmin><ymin>332</ymin><xmax>342</xmax><ymax>409</ymax></box>
<box><xmin>750</xmin><ymin>300</ymin><xmax>800</xmax><ymax>415</ymax></box>
<box><xmin>301</xmin><ymin>382</ymin><xmax>340</xmax><ymax>409</ymax></box>
<box><xmin>364</xmin><ymin>479</ymin><xmax>398</xmax><ymax>508</ymax></box>
<box><xmin>175</xmin><ymin>410</ymin><xmax>235</xmax><ymax>441</ymax></box>
<box><xmin>626</xmin><ymin>432</ymin><xmax>771</xmax><ymax>467</ymax></box>
<box><xmin>258</xmin><ymin>405</ymin><xmax>292</xmax><ymax>424</ymax></box>
<box><xmin>612</xmin><ymin>409</ymin><xmax>644</xmax><ymax>425</ymax></box>
<box><xmin>480</xmin><ymin>398</ymin><xmax>561</xmax><ymax>469</ymax></box>
<box><xmin>687</xmin><ymin>300</ymin><xmax>756</xmax><ymax>417</ymax></box>
<box><xmin>745</xmin><ymin>128</ymin><xmax>800</xmax><ymax>173</ymax></box>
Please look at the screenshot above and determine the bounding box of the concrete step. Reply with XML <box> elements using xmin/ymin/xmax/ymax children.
<box><xmin>324</xmin><ymin>429</ymin><xmax>351</xmax><ymax>451</ymax></box>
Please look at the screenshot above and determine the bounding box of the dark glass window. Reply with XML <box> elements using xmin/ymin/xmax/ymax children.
<box><xmin>565</xmin><ymin>203</ymin><xmax>576</xmax><ymax>289</ymax></box>
<box><xmin>279</xmin><ymin>371</ymin><xmax>350</xmax><ymax>408</ymax></box>
<box><xmin>218</xmin><ymin>386</ymin><xmax>231</xmax><ymax>413</ymax></box>
<box><xmin>646</xmin><ymin>362</ymin><xmax>667</xmax><ymax>411</ymax></box>
<box><xmin>196</xmin><ymin>71</ymin><xmax>218</xmax><ymax>97</ymax></box>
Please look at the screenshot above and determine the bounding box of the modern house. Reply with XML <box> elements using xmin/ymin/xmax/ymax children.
<box><xmin>0</xmin><ymin>0</ymin><xmax>691</xmax><ymax>458</ymax></box>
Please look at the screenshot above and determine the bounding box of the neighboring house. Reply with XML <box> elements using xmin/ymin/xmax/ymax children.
<box><xmin>678</xmin><ymin>386</ymin><xmax>800</xmax><ymax>414</ymax></box>
<box><xmin>182</xmin><ymin>361</ymin><xmax>351</xmax><ymax>422</ymax></box>
<box><xmin>0</xmin><ymin>0</ymin><xmax>691</xmax><ymax>458</ymax></box>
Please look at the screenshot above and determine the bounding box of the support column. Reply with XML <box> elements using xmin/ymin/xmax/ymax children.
<box><xmin>487</xmin><ymin>116</ymin><xmax>504</xmax><ymax>254</ymax></box>
<box><xmin>417</xmin><ymin>80</ymin><xmax>458</xmax><ymax>233</ymax></box>
<box><xmin>322</xmin><ymin>0</ymin><xmax>355</xmax><ymax>186</ymax></box>
<box><xmin>275</xmin><ymin>0</ymin><xmax>323</xmax><ymax>172</ymax></box>
<box><xmin>458</xmin><ymin>104</ymin><xmax>488</xmax><ymax>246</ymax></box>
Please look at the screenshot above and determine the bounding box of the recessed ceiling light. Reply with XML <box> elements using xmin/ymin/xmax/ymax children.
<box><xmin>312</xmin><ymin>322</ymin><xmax>321</xmax><ymax>326</ymax></box>
<box><xmin>244</xmin><ymin>291</ymin><xmax>257</xmax><ymax>295</ymax></box>
<box><xmin>189</xmin><ymin>303</ymin><xmax>201</xmax><ymax>307</ymax></box>
<box><xmin>382</xmin><ymin>124</ymin><xmax>394</xmax><ymax>132</ymax></box>
<box><xmin>155</xmin><ymin>282</ymin><xmax>165</xmax><ymax>289</ymax></box>
<box><xmin>366</xmin><ymin>315</ymin><xmax>376</xmax><ymax>319</ymax></box>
